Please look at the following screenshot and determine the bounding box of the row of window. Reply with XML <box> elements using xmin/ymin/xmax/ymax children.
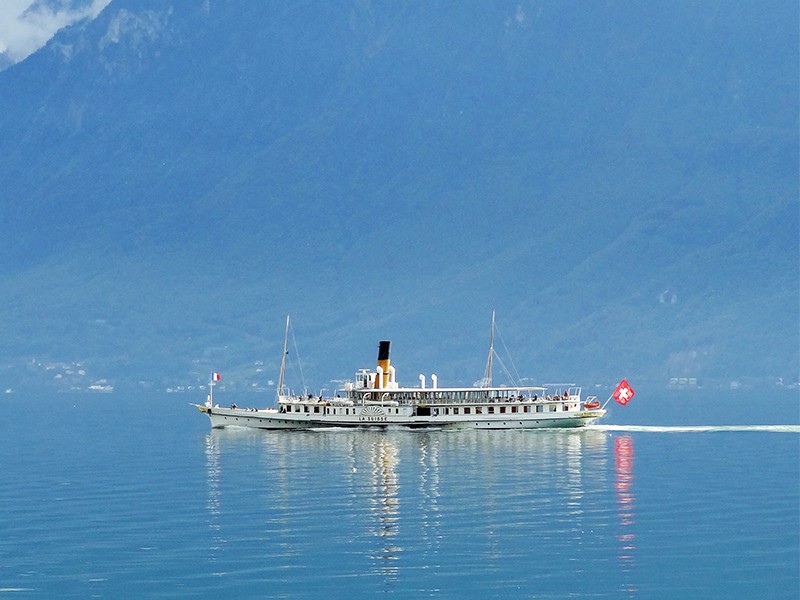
<box><xmin>356</xmin><ymin>390</ymin><xmax>532</xmax><ymax>401</ymax></box>
<box><xmin>431</xmin><ymin>404</ymin><xmax>574</xmax><ymax>415</ymax></box>
<box><xmin>284</xmin><ymin>405</ymin><xmax>407</xmax><ymax>416</ymax></box>
<box><xmin>281</xmin><ymin>404</ymin><xmax>577</xmax><ymax>416</ymax></box>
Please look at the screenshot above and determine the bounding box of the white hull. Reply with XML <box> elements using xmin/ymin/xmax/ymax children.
<box><xmin>195</xmin><ymin>404</ymin><xmax>606</xmax><ymax>430</ymax></box>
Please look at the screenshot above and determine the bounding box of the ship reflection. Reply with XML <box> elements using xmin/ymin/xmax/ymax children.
<box><xmin>204</xmin><ymin>432</ymin><xmax>223</xmax><ymax>570</ymax></box>
<box><xmin>366</xmin><ymin>436</ymin><xmax>402</xmax><ymax>583</ymax></box>
<box><xmin>201</xmin><ymin>427</ymin><xmax>621</xmax><ymax>593</ymax></box>
<box><xmin>614</xmin><ymin>435</ymin><xmax>636</xmax><ymax>594</ymax></box>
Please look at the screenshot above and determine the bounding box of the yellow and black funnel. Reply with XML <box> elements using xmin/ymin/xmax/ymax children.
<box><xmin>376</xmin><ymin>341</ymin><xmax>391</xmax><ymax>388</ymax></box>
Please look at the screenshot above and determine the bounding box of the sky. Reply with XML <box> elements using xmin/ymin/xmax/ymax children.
<box><xmin>0</xmin><ymin>0</ymin><xmax>111</xmax><ymax>66</ymax></box>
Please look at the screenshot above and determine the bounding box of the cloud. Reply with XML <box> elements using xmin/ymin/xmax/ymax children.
<box><xmin>0</xmin><ymin>0</ymin><xmax>111</xmax><ymax>66</ymax></box>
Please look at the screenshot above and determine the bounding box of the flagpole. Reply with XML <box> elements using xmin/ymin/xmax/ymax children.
<box><xmin>208</xmin><ymin>374</ymin><xmax>214</xmax><ymax>408</ymax></box>
<box><xmin>601</xmin><ymin>394</ymin><xmax>614</xmax><ymax>410</ymax></box>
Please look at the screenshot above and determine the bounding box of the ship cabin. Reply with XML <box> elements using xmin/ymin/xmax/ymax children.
<box><xmin>338</xmin><ymin>355</ymin><xmax>585</xmax><ymax>417</ymax></box>
<box><xmin>275</xmin><ymin>339</ymin><xmax>588</xmax><ymax>420</ymax></box>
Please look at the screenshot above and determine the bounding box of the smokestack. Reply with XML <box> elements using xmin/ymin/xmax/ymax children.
<box><xmin>377</xmin><ymin>341</ymin><xmax>391</xmax><ymax>388</ymax></box>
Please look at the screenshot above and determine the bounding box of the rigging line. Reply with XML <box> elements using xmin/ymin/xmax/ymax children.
<box><xmin>493</xmin><ymin>322</ymin><xmax>523</xmax><ymax>385</ymax></box>
<box><xmin>289</xmin><ymin>321</ymin><xmax>308</xmax><ymax>396</ymax></box>
<box><xmin>491</xmin><ymin>351</ymin><xmax>519</xmax><ymax>388</ymax></box>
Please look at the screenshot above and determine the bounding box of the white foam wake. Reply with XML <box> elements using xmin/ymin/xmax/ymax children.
<box><xmin>589</xmin><ymin>424</ymin><xmax>800</xmax><ymax>433</ymax></box>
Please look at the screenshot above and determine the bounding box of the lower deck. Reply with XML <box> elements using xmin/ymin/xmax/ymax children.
<box><xmin>198</xmin><ymin>401</ymin><xmax>605</xmax><ymax>430</ymax></box>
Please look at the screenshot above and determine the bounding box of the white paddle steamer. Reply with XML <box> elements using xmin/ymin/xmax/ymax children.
<box><xmin>195</xmin><ymin>316</ymin><xmax>606</xmax><ymax>430</ymax></box>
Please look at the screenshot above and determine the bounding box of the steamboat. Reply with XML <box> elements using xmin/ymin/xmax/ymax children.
<box><xmin>194</xmin><ymin>316</ymin><xmax>607</xmax><ymax>430</ymax></box>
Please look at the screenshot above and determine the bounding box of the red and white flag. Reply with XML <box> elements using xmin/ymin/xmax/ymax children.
<box><xmin>613</xmin><ymin>379</ymin><xmax>635</xmax><ymax>405</ymax></box>
<box><xmin>211</xmin><ymin>372</ymin><xmax>221</xmax><ymax>382</ymax></box>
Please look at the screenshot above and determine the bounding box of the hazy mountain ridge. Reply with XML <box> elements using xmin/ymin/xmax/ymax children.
<box><xmin>0</xmin><ymin>1</ymin><xmax>797</xmax><ymax>393</ymax></box>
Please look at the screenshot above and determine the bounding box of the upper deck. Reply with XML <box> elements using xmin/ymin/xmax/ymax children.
<box><xmin>344</xmin><ymin>384</ymin><xmax>582</xmax><ymax>406</ymax></box>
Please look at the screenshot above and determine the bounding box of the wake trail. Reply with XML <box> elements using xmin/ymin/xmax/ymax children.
<box><xmin>589</xmin><ymin>424</ymin><xmax>800</xmax><ymax>433</ymax></box>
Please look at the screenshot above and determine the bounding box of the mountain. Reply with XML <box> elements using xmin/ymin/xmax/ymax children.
<box><xmin>0</xmin><ymin>0</ymin><xmax>797</xmax><ymax>394</ymax></box>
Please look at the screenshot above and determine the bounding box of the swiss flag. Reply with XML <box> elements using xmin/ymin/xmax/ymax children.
<box><xmin>613</xmin><ymin>379</ymin><xmax>635</xmax><ymax>405</ymax></box>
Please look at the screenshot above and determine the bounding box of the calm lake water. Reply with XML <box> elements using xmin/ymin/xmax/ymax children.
<box><xmin>1</xmin><ymin>390</ymin><xmax>798</xmax><ymax>599</ymax></box>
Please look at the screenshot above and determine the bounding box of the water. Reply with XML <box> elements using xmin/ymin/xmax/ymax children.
<box><xmin>1</xmin><ymin>390</ymin><xmax>797</xmax><ymax>598</ymax></box>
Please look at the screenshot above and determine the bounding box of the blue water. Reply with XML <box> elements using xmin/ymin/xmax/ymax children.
<box><xmin>1</xmin><ymin>390</ymin><xmax>797</xmax><ymax>599</ymax></box>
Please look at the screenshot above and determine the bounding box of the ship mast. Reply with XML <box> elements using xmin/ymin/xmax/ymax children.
<box><xmin>276</xmin><ymin>314</ymin><xmax>290</xmax><ymax>403</ymax></box>
<box><xmin>484</xmin><ymin>310</ymin><xmax>495</xmax><ymax>387</ymax></box>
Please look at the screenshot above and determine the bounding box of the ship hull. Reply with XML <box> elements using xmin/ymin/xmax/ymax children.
<box><xmin>195</xmin><ymin>404</ymin><xmax>606</xmax><ymax>430</ymax></box>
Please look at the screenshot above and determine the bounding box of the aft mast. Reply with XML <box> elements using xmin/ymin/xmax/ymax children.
<box><xmin>484</xmin><ymin>310</ymin><xmax>495</xmax><ymax>387</ymax></box>
<box><xmin>276</xmin><ymin>314</ymin><xmax>290</xmax><ymax>404</ymax></box>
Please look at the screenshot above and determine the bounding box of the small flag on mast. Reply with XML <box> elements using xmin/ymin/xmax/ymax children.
<box><xmin>613</xmin><ymin>379</ymin><xmax>635</xmax><ymax>405</ymax></box>
<box><xmin>211</xmin><ymin>372</ymin><xmax>221</xmax><ymax>382</ymax></box>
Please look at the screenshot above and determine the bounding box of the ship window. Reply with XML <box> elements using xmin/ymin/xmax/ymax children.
<box><xmin>499</xmin><ymin>406</ymin><xmax>506</xmax><ymax>414</ymax></box>
<box><xmin>536</xmin><ymin>405</ymin><xmax>542</xmax><ymax>413</ymax></box>
<box><xmin>464</xmin><ymin>407</ymin><xmax>471</xmax><ymax>414</ymax></box>
<box><xmin>314</xmin><ymin>407</ymin><xmax>320</xmax><ymax>413</ymax></box>
<box><xmin>511</xmin><ymin>406</ymin><xmax>518</xmax><ymax>413</ymax></box>
<box><xmin>476</xmin><ymin>407</ymin><xmax>482</xmax><ymax>414</ymax></box>
<box><xmin>453</xmin><ymin>407</ymin><xmax>459</xmax><ymax>415</ymax></box>
<box><xmin>488</xmin><ymin>407</ymin><xmax>494</xmax><ymax>414</ymax></box>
